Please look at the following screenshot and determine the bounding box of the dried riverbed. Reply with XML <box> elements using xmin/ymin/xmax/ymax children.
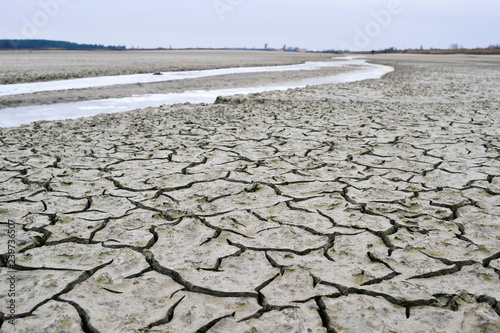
<box><xmin>0</xmin><ymin>53</ymin><xmax>499</xmax><ymax>332</ymax></box>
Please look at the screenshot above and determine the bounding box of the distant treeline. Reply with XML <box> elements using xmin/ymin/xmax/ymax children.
<box><xmin>373</xmin><ymin>45</ymin><xmax>500</xmax><ymax>55</ymax></box>
<box><xmin>0</xmin><ymin>39</ymin><xmax>126</xmax><ymax>50</ymax></box>
<box><xmin>316</xmin><ymin>45</ymin><xmax>500</xmax><ymax>55</ymax></box>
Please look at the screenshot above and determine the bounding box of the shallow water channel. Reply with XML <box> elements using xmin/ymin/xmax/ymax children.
<box><xmin>0</xmin><ymin>57</ymin><xmax>393</xmax><ymax>127</ymax></box>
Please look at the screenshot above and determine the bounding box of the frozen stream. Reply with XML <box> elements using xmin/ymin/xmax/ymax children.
<box><xmin>0</xmin><ymin>56</ymin><xmax>362</xmax><ymax>96</ymax></box>
<box><xmin>0</xmin><ymin>57</ymin><xmax>393</xmax><ymax>127</ymax></box>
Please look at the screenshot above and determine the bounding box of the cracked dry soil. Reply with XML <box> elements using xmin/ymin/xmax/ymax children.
<box><xmin>1</xmin><ymin>54</ymin><xmax>500</xmax><ymax>332</ymax></box>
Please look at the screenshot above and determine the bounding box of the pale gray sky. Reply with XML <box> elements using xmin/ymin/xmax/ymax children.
<box><xmin>1</xmin><ymin>0</ymin><xmax>499</xmax><ymax>51</ymax></box>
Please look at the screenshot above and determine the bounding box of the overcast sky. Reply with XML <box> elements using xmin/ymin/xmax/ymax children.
<box><xmin>1</xmin><ymin>0</ymin><xmax>499</xmax><ymax>51</ymax></box>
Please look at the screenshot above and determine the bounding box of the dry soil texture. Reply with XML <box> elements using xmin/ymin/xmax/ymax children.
<box><xmin>0</xmin><ymin>53</ymin><xmax>500</xmax><ymax>332</ymax></box>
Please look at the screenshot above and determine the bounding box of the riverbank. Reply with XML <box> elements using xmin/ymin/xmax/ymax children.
<box><xmin>0</xmin><ymin>49</ymin><xmax>335</xmax><ymax>84</ymax></box>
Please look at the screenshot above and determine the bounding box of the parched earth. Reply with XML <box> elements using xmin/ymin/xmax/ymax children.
<box><xmin>1</xmin><ymin>55</ymin><xmax>500</xmax><ymax>332</ymax></box>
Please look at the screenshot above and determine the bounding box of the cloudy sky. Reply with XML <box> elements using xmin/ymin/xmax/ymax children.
<box><xmin>1</xmin><ymin>0</ymin><xmax>499</xmax><ymax>51</ymax></box>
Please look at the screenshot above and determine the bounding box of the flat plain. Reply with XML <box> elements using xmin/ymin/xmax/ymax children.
<box><xmin>0</xmin><ymin>49</ymin><xmax>335</xmax><ymax>84</ymax></box>
<box><xmin>0</xmin><ymin>51</ymin><xmax>499</xmax><ymax>332</ymax></box>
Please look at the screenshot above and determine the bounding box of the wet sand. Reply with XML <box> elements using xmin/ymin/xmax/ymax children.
<box><xmin>0</xmin><ymin>53</ymin><xmax>499</xmax><ymax>332</ymax></box>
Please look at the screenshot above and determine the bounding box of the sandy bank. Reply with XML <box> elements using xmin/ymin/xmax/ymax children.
<box><xmin>0</xmin><ymin>65</ymin><xmax>355</xmax><ymax>109</ymax></box>
<box><xmin>0</xmin><ymin>49</ymin><xmax>335</xmax><ymax>84</ymax></box>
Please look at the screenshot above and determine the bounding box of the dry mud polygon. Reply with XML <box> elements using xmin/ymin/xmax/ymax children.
<box><xmin>1</xmin><ymin>54</ymin><xmax>500</xmax><ymax>332</ymax></box>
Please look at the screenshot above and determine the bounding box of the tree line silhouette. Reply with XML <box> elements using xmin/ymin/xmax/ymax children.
<box><xmin>0</xmin><ymin>39</ymin><xmax>126</xmax><ymax>50</ymax></box>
